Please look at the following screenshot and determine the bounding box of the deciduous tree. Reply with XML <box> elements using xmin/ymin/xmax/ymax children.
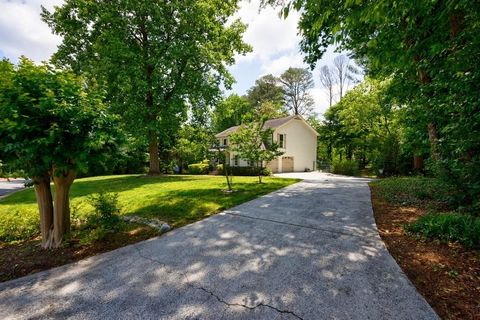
<box><xmin>263</xmin><ymin>0</ymin><xmax>480</xmax><ymax>210</ymax></box>
<box><xmin>0</xmin><ymin>58</ymin><xmax>118</xmax><ymax>248</ymax></box>
<box><xmin>319</xmin><ymin>65</ymin><xmax>334</xmax><ymax>107</ymax></box>
<box><xmin>42</xmin><ymin>0</ymin><xmax>251</xmax><ymax>175</ymax></box>
<box><xmin>230</xmin><ymin>120</ymin><xmax>283</xmax><ymax>183</ymax></box>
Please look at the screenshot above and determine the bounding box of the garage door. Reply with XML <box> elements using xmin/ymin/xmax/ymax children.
<box><xmin>282</xmin><ymin>156</ymin><xmax>294</xmax><ymax>172</ymax></box>
<box><xmin>267</xmin><ymin>159</ymin><xmax>279</xmax><ymax>173</ymax></box>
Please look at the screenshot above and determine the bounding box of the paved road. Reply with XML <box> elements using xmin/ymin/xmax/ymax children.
<box><xmin>0</xmin><ymin>179</ymin><xmax>26</xmax><ymax>199</ymax></box>
<box><xmin>0</xmin><ymin>172</ymin><xmax>437</xmax><ymax>319</ymax></box>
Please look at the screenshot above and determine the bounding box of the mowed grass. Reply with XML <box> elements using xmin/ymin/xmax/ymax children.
<box><xmin>0</xmin><ymin>174</ymin><xmax>299</xmax><ymax>242</ymax></box>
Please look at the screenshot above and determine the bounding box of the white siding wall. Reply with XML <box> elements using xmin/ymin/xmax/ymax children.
<box><xmin>218</xmin><ymin>118</ymin><xmax>317</xmax><ymax>172</ymax></box>
<box><xmin>274</xmin><ymin>118</ymin><xmax>317</xmax><ymax>172</ymax></box>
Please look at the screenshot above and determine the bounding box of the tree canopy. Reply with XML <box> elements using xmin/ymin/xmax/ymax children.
<box><xmin>230</xmin><ymin>119</ymin><xmax>283</xmax><ymax>183</ymax></box>
<box><xmin>0</xmin><ymin>58</ymin><xmax>118</xmax><ymax>248</ymax></box>
<box><xmin>42</xmin><ymin>0</ymin><xmax>251</xmax><ymax>174</ymax></box>
<box><xmin>265</xmin><ymin>0</ymin><xmax>480</xmax><ymax>210</ymax></box>
<box><xmin>246</xmin><ymin>74</ymin><xmax>285</xmax><ymax>111</ymax></box>
<box><xmin>278</xmin><ymin>67</ymin><xmax>315</xmax><ymax>116</ymax></box>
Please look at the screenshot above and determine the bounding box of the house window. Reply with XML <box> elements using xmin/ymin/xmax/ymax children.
<box><xmin>234</xmin><ymin>155</ymin><xmax>239</xmax><ymax>166</ymax></box>
<box><xmin>223</xmin><ymin>138</ymin><xmax>227</xmax><ymax>146</ymax></box>
<box><xmin>278</xmin><ymin>134</ymin><xmax>286</xmax><ymax>148</ymax></box>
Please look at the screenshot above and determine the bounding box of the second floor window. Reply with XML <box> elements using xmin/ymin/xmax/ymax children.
<box><xmin>223</xmin><ymin>138</ymin><xmax>227</xmax><ymax>146</ymax></box>
<box><xmin>278</xmin><ymin>134</ymin><xmax>286</xmax><ymax>148</ymax></box>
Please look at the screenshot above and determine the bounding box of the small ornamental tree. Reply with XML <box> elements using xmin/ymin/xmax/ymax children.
<box><xmin>0</xmin><ymin>58</ymin><xmax>118</xmax><ymax>249</ymax></box>
<box><xmin>230</xmin><ymin>120</ymin><xmax>284</xmax><ymax>183</ymax></box>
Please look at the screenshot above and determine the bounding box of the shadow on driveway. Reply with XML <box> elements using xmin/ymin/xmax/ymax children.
<box><xmin>0</xmin><ymin>173</ymin><xmax>438</xmax><ymax>319</ymax></box>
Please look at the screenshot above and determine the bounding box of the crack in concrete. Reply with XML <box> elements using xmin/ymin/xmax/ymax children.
<box><xmin>194</xmin><ymin>286</ymin><xmax>304</xmax><ymax>320</ymax></box>
<box><xmin>132</xmin><ymin>244</ymin><xmax>304</xmax><ymax>320</ymax></box>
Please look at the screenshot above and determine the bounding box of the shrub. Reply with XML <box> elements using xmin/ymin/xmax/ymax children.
<box><xmin>188</xmin><ymin>163</ymin><xmax>210</xmax><ymax>174</ymax></box>
<box><xmin>79</xmin><ymin>192</ymin><xmax>123</xmax><ymax>245</ymax></box>
<box><xmin>87</xmin><ymin>192</ymin><xmax>121</xmax><ymax>219</ymax></box>
<box><xmin>160</xmin><ymin>160</ymin><xmax>175</xmax><ymax>174</ymax></box>
<box><xmin>217</xmin><ymin>166</ymin><xmax>271</xmax><ymax>176</ymax></box>
<box><xmin>332</xmin><ymin>160</ymin><xmax>359</xmax><ymax>176</ymax></box>
<box><xmin>406</xmin><ymin>213</ymin><xmax>480</xmax><ymax>249</ymax></box>
<box><xmin>0</xmin><ymin>209</ymin><xmax>39</xmax><ymax>242</ymax></box>
<box><xmin>370</xmin><ymin>177</ymin><xmax>452</xmax><ymax>209</ymax></box>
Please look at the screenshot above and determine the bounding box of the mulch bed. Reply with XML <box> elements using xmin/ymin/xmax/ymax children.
<box><xmin>370</xmin><ymin>185</ymin><xmax>480</xmax><ymax>320</ymax></box>
<box><xmin>0</xmin><ymin>226</ymin><xmax>158</xmax><ymax>283</ymax></box>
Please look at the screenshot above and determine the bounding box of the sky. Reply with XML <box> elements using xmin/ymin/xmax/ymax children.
<box><xmin>0</xmin><ymin>0</ymin><xmax>349</xmax><ymax>116</ymax></box>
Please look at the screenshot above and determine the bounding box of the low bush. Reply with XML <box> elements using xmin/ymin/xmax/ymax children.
<box><xmin>216</xmin><ymin>165</ymin><xmax>271</xmax><ymax>176</ymax></box>
<box><xmin>87</xmin><ymin>192</ymin><xmax>121</xmax><ymax>219</ymax></box>
<box><xmin>79</xmin><ymin>192</ymin><xmax>123</xmax><ymax>245</ymax></box>
<box><xmin>0</xmin><ymin>208</ymin><xmax>39</xmax><ymax>242</ymax></box>
<box><xmin>188</xmin><ymin>163</ymin><xmax>210</xmax><ymax>174</ymax></box>
<box><xmin>406</xmin><ymin>213</ymin><xmax>480</xmax><ymax>249</ymax></box>
<box><xmin>370</xmin><ymin>177</ymin><xmax>452</xmax><ymax>209</ymax></box>
<box><xmin>332</xmin><ymin>160</ymin><xmax>359</xmax><ymax>176</ymax></box>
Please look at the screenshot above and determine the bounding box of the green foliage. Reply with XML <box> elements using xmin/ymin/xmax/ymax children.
<box><xmin>212</xmin><ymin>94</ymin><xmax>253</xmax><ymax>133</ymax></box>
<box><xmin>0</xmin><ymin>208</ymin><xmax>39</xmax><ymax>242</ymax></box>
<box><xmin>245</xmin><ymin>74</ymin><xmax>286</xmax><ymax>116</ymax></box>
<box><xmin>406</xmin><ymin>213</ymin><xmax>480</xmax><ymax>249</ymax></box>
<box><xmin>278</xmin><ymin>67</ymin><xmax>315</xmax><ymax>116</ymax></box>
<box><xmin>428</xmin><ymin>158</ymin><xmax>480</xmax><ymax>214</ymax></box>
<box><xmin>217</xmin><ymin>165</ymin><xmax>271</xmax><ymax>177</ymax></box>
<box><xmin>78</xmin><ymin>192</ymin><xmax>122</xmax><ymax>244</ymax></box>
<box><xmin>0</xmin><ymin>57</ymin><xmax>118</xmax><ymax>178</ymax></box>
<box><xmin>370</xmin><ymin>177</ymin><xmax>452</xmax><ymax>209</ymax></box>
<box><xmin>87</xmin><ymin>192</ymin><xmax>121</xmax><ymax>219</ymax></box>
<box><xmin>267</xmin><ymin>0</ymin><xmax>480</xmax><ymax>212</ymax></box>
<box><xmin>0</xmin><ymin>174</ymin><xmax>298</xmax><ymax>242</ymax></box>
<box><xmin>331</xmin><ymin>160</ymin><xmax>359</xmax><ymax>176</ymax></box>
<box><xmin>230</xmin><ymin>119</ymin><xmax>283</xmax><ymax>182</ymax></box>
<box><xmin>187</xmin><ymin>163</ymin><xmax>210</xmax><ymax>175</ymax></box>
<box><xmin>42</xmin><ymin>0</ymin><xmax>251</xmax><ymax>173</ymax></box>
<box><xmin>317</xmin><ymin>78</ymin><xmax>410</xmax><ymax>175</ymax></box>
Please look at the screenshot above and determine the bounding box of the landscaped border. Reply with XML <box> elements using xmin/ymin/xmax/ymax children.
<box><xmin>370</xmin><ymin>185</ymin><xmax>480</xmax><ymax>319</ymax></box>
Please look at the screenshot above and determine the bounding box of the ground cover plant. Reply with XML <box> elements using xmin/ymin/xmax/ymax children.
<box><xmin>370</xmin><ymin>177</ymin><xmax>480</xmax><ymax>318</ymax></box>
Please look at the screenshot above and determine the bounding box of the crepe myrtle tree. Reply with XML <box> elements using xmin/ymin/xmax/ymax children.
<box><xmin>229</xmin><ymin>119</ymin><xmax>284</xmax><ymax>183</ymax></box>
<box><xmin>0</xmin><ymin>58</ymin><xmax>119</xmax><ymax>249</ymax></box>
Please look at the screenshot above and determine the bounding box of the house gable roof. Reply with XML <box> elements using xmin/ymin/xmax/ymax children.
<box><xmin>215</xmin><ymin>115</ymin><xmax>319</xmax><ymax>138</ymax></box>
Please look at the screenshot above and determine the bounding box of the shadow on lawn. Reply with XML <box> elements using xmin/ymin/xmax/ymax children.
<box><xmin>124</xmin><ymin>182</ymin><xmax>295</xmax><ymax>225</ymax></box>
<box><xmin>0</xmin><ymin>175</ymin><xmax>436</xmax><ymax>319</ymax></box>
<box><xmin>0</xmin><ymin>175</ymin><xmax>223</xmax><ymax>206</ymax></box>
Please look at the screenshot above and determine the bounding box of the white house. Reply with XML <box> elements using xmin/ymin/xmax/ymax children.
<box><xmin>214</xmin><ymin>115</ymin><xmax>319</xmax><ymax>173</ymax></box>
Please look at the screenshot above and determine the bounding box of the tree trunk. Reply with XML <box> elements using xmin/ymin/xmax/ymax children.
<box><xmin>413</xmin><ymin>155</ymin><xmax>424</xmax><ymax>171</ymax></box>
<box><xmin>258</xmin><ymin>164</ymin><xmax>263</xmax><ymax>184</ymax></box>
<box><xmin>427</xmin><ymin>122</ymin><xmax>440</xmax><ymax>161</ymax></box>
<box><xmin>148</xmin><ymin>131</ymin><xmax>160</xmax><ymax>175</ymax></box>
<box><xmin>33</xmin><ymin>175</ymin><xmax>54</xmax><ymax>249</ymax></box>
<box><xmin>52</xmin><ymin>168</ymin><xmax>76</xmax><ymax>248</ymax></box>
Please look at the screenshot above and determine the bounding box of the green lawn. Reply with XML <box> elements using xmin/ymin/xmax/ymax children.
<box><xmin>0</xmin><ymin>174</ymin><xmax>299</xmax><ymax>242</ymax></box>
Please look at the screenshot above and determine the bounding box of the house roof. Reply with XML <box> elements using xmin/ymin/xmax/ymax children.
<box><xmin>215</xmin><ymin>115</ymin><xmax>318</xmax><ymax>138</ymax></box>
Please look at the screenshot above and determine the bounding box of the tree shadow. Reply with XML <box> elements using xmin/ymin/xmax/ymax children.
<box><xmin>0</xmin><ymin>176</ymin><xmax>438</xmax><ymax>319</ymax></box>
<box><xmin>0</xmin><ymin>174</ymin><xmax>218</xmax><ymax>206</ymax></box>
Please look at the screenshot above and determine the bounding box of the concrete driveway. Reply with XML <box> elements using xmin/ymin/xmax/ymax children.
<box><xmin>0</xmin><ymin>172</ymin><xmax>437</xmax><ymax>319</ymax></box>
<box><xmin>0</xmin><ymin>179</ymin><xmax>26</xmax><ymax>199</ymax></box>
